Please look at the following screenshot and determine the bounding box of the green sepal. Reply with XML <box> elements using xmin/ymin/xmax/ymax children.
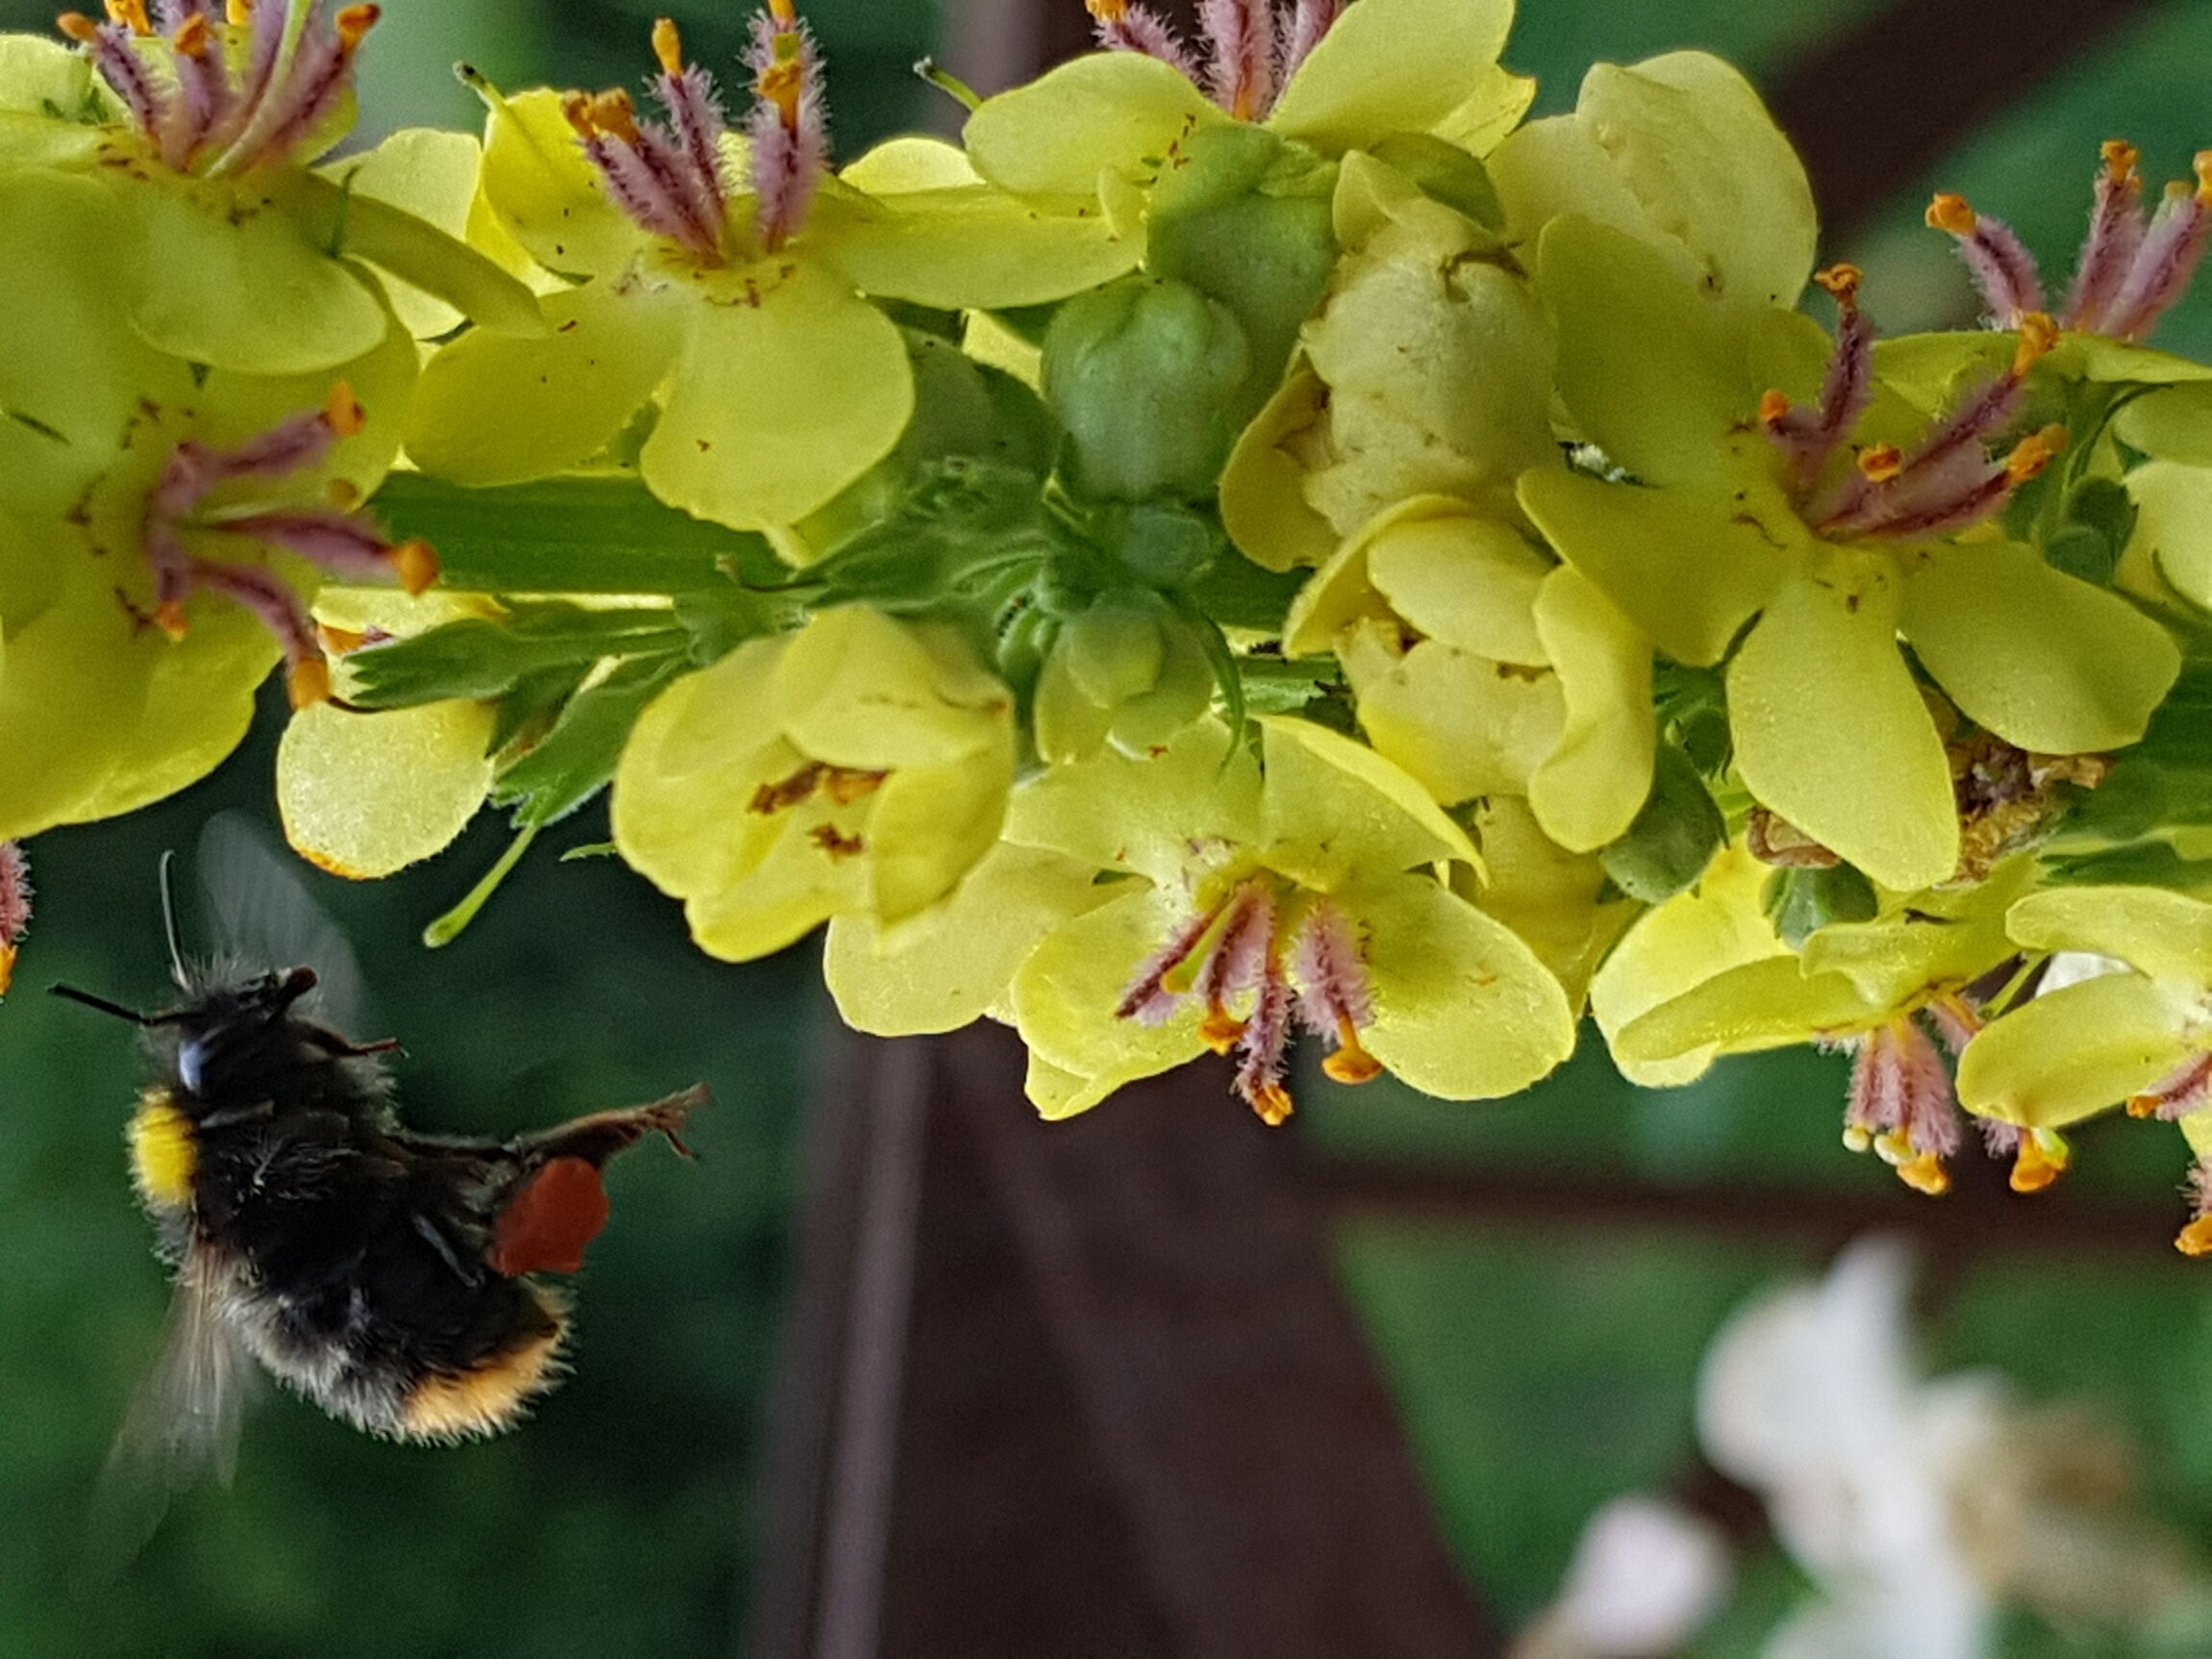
<box><xmin>2059</xmin><ymin>657</ymin><xmax>2212</xmax><ymax>840</ymax></box>
<box><xmin>368</xmin><ymin>472</ymin><xmax>784</xmax><ymax>593</ymax></box>
<box><xmin>796</xmin><ymin>459</ymin><xmax>1060</xmax><ymax>612</ymax></box>
<box><xmin>486</xmin><ymin>661</ymin><xmax>593</xmax><ymax>757</ymax></box>
<box><xmin>1365</xmin><ymin>133</ymin><xmax>1504</xmax><ymax>231</ymax></box>
<box><xmin>491</xmin><ymin>654</ymin><xmax>690</xmax><ymax>830</ymax></box>
<box><xmin>1761</xmin><ymin>863</ymin><xmax>1879</xmax><ymax>950</ymax></box>
<box><xmin>1181</xmin><ymin>544</ymin><xmax>1308</xmax><ymax>634</ymax></box>
<box><xmin>1170</xmin><ymin>591</ymin><xmax>1247</xmax><ymax>752</ymax></box>
<box><xmin>1239</xmin><ymin>657</ymin><xmax>1345</xmax><ymax>716</ymax></box>
<box><xmin>288</xmin><ymin>170</ymin><xmax>545</xmax><ymax>339</ymax></box>
<box><xmin>1599</xmin><ymin>741</ymin><xmax>1724</xmax><ymax>903</ymax></box>
<box><xmin>2040</xmin><ymin>842</ymin><xmax>2212</xmax><ymax>897</ymax></box>
<box><xmin>344</xmin><ymin>603</ymin><xmax>688</xmax><ymax>706</ymax></box>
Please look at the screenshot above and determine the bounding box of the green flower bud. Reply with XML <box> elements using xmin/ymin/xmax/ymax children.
<box><xmin>1043</xmin><ymin>274</ymin><xmax>1251</xmax><ymax>502</ymax></box>
<box><xmin>1145</xmin><ymin>124</ymin><xmax>1337</xmax><ymax>427</ymax></box>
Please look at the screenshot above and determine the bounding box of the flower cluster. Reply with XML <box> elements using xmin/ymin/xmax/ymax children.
<box><xmin>15</xmin><ymin>0</ymin><xmax>2212</xmax><ymax>1250</ymax></box>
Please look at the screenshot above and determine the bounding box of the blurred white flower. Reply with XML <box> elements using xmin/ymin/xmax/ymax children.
<box><xmin>1698</xmin><ymin>1235</ymin><xmax>2198</xmax><ymax>1659</ymax></box>
<box><xmin>1510</xmin><ymin>1493</ymin><xmax>1732</xmax><ymax>1658</ymax></box>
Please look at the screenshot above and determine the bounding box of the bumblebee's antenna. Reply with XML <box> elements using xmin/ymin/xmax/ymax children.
<box><xmin>158</xmin><ymin>850</ymin><xmax>188</xmax><ymax>990</ymax></box>
<box><xmin>49</xmin><ymin>985</ymin><xmax>157</xmax><ymax>1026</ymax></box>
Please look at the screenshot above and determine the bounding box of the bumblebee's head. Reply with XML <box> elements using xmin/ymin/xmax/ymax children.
<box><xmin>168</xmin><ymin>968</ymin><xmax>321</xmax><ymax>1099</ymax></box>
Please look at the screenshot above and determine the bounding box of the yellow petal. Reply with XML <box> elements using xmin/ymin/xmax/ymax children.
<box><xmin>1527</xmin><ymin>565</ymin><xmax>1655</xmax><ymax>854</ymax></box>
<box><xmin>278</xmin><ymin>698</ymin><xmax>495</xmax><ymax>878</ymax></box>
<box><xmin>1259</xmin><ymin>713</ymin><xmax>1482</xmax><ymax>885</ymax></box>
<box><xmin>1268</xmin><ymin>0</ymin><xmax>1513</xmax><ymax>155</ymax></box>
<box><xmin>642</xmin><ymin>262</ymin><xmax>913</xmax><ymax>531</ymax></box>
<box><xmin>963</xmin><ymin>51</ymin><xmax>1223</xmax><ymax>199</ymax></box>
<box><xmin>1956</xmin><ymin>973</ymin><xmax>2195</xmax><ymax>1130</ymax></box>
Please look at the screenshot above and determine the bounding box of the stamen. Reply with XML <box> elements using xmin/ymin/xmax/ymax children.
<box><xmin>173</xmin><ymin>11</ymin><xmax>209</xmax><ymax>54</ymax></box>
<box><xmin>2128</xmin><ymin>1052</ymin><xmax>2212</xmax><ymax>1119</ymax></box>
<box><xmin>1765</xmin><ymin>264</ymin><xmax>1874</xmax><ymax>489</ymax></box>
<box><xmin>2011</xmin><ymin>311</ymin><xmax>2058</xmax><ymax>375</ymax></box>
<box><xmin>1758</xmin><ymin>390</ymin><xmax>1794</xmax><ymax>427</ymax></box>
<box><xmin>1321</xmin><ymin>1018</ymin><xmax>1383</xmax><ymax>1085</ymax></box>
<box><xmin>2063</xmin><ymin>140</ymin><xmax>2146</xmax><ymax>332</ymax></box>
<box><xmin>2103</xmin><ymin>158</ymin><xmax>2212</xmax><ymax>341</ymax></box>
<box><xmin>1199</xmin><ymin>1005</ymin><xmax>1245</xmax><ymax>1054</ymax></box>
<box><xmin>225</xmin><ymin>0</ymin><xmax>247</xmax><ymax>21</ymax></box>
<box><xmin>56</xmin><ymin>13</ymin><xmax>100</xmax><ymax>40</ymax></box>
<box><xmin>1199</xmin><ymin>0</ymin><xmax>1276</xmax><ymax>120</ymax></box>
<box><xmin>1927</xmin><ymin>190</ymin><xmax>2047</xmax><ymax>326</ymax></box>
<box><xmin>2177</xmin><ymin>1218</ymin><xmax>2212</xmax><ymax>1258</ymax></box>
<box><xmin>1087</xmin><ymin>0</ymin><xmax>1197</xmax><ymax>74</ymax></box>
<box><xmin>744</xmin><ymin>3</ymin><xmax>828</xmax><ymax>250</ymax></box>
<box><xmin>105</xmin><ymin>0</ymin><xmax>150</xmax><ymax>32</ymax></box>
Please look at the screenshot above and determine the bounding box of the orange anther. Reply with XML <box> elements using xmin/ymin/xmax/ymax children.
<box><xmin>56</xmin><ymin>13</ymin><xmax>100</xmax><ymax>43</ymax></box>
<box><xmin>105</xmin><ymin>0</ymin><xmax>149</xmax><ymax>33</ymax></box>
<box><xmin>1814</xmin><ymin>264</ymin><xmax>1862</xmax><ymax>298</ymax></box>
<box><xmin>1250</xmin><ymin>1082</ymin><xmax>1295</xmax><ymax>1126</ymax></box>
<box><xmin>2012</xmin><ymin>312</ymin><xmax>2059</xmax><ymax>375</ymax></box>
<box><xmin>0</xmin><ymin>942</ymin><xmax>16</xmax><ymax>998</ymax></box>
<box><xmin>1758</xmin><ymin>389</ymin><xmax>1794</xmax><ymax>426</ymax></box>
<box><xmin>2102</xmin><ymin>138</ymin><xmax>2140</xmax><ymax>181</ymax></box>
<box><xmin>1895</xmin><ymin>1151</ymin><xmax>1951</xmax><ymax>1197</ymax></box>
<box><xmin>2003</xmin><ymin>422</ymin><xmax>2069</xmax><ymax>485</ymax></box>
<box><xmin>1858</xmin><ymin>442</ymin><xmax>1904</xmax><ymax>483</ymax></box>
<box><xmin>2008</xmin><ymin>1132</ymin><xmax>2069</xmax><ymax>1194</ymax></box>
<box><xmin>1926</xmin><ymin>193</ymin><xmax>1978</xmax><ymax>237</ymax></box>
<box><xmin>390</xmin><ymin>539</ymin><xmax>440</xmax><ymax>596</ymax></box>
<box><xmin>336</xmin><ymin>3</ymin><xmax>379</xmax><ymax>50</ymax></box>
<box><xmin>1199</xmin><ymin>1005</ymin><xmax>1245</xmax><ymax>1056</ymax></box>
<box><xmin>768</xmin><ymin>0</ymin><xmax>797</xmax><ymax>21</ymax></box>
<box><xmin>2195</xmin><ymin>151</ymin><xmax>2212</xmax><ymax>205</ymax></box>
<box><xmin>174</xmin><ymin>12</ymin><xmax>211</xmax><ymax>54</ymax></box>
<box><xmin>1087</xmin><ymin>0</ymin><xmax>1131</xmax><ymax>17</ymax></box>
<box><xmin>287</xmin><ymin>656</ymin><xmax>333</xmax><ymax>710</ymax></box>
<box><xmin>152</xmin><ymin>599</ymin><xmax>191</xmax><ymax>641</ymax></box>
<box><xmin>1321</xmin><ymin>1021</ymin><xmax>1383</xmax><ymax>1085</ymax></box>
<box><xmin>226</xmin><ymin>0</ymin><xmax>251</xmax><ymax>22</ymax></box>
<box><xmin>759</xmin><ymin>51</ymin><xmax>803</xmax><ymax>127</ymax></box>
<box><xmin>588</xmin><ymin>88</ymin><xmax>639</xmax><ymax>144</ymax></box>
<box><xmin>323</xmin><ymin>380</ymin><xmax>365</xmax><ymax>438</ymax></box>
<box><xmin>651</xmin><ymin>16</ymin><xmax>684</xmax><ymax>78</ymax></box>
<box><xmin>2128</xmin><ymin>1093</ymin><xmax>2163</xmax><ymax>1119</ymax></box>
<box><xmin>2177</xmin><ymin>1216</ymin><xmax>2212</xmax><ymax>1257</ymax></box>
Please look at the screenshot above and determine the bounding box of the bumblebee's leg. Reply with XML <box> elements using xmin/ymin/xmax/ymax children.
<box><xmin>510</xmin><ymin>1084</ymin><xmax>710</xmax><ymax>1167</ymax></box>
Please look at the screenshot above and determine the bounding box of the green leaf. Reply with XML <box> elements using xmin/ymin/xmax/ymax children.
<box><xmin>346</xmin><ymin>603</ymin><xmax>688</xmax><ymax>706</ymax></box>
<box><xmin>1760</xmin><ymin>863</ymin><xmax>1879</xmax><ymax>950</ymax></box>
<box><xmin>1599</xmin><ymin>741</ymin><xmax>1723</xmax><ymax>903</ymax></box>
<box><xmin>1366</xmin><ymin>133</ymin><xmax>1504</xmax><ymax>230</ymax></box>
<box><xmin>1172</xmin><ymin>592</ymin><xmax>1246</xmax><ymax>751</ymax></box>
<box><xmin>1181</xmin><ymin>549</ymin><xmax>1308</xmax><ymax>634</ymax></box>
<box><xmin>492</xmin><ymin>655</ymin><xmax>691</xmax><ymax>829</ymax></box>
<box><xmin>370</xmin><ymin>472</ymin><xmax>784</xmax><ymax>593</ymax></box>
<box><xmin>486</xmin><ymin>662</ymin><xmax>593</xmax><ymax>757</ymax></box>
<box><xmin>2041</xmin><ymin>842</ymin><xmax>2212</xmax><ymax>895</ymax></box>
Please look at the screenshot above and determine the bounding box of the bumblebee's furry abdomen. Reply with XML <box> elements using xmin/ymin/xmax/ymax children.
<box><xmin>191</xmin><ymin>1114</ymin><xmax>571</xmax><ymax>1442</ymax></box>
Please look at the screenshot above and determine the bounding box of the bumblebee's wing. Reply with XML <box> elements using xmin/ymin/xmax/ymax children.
<box><xmin>196</xmin><ymin>813</ymin><xmax>369</xmax><ymax>1033</ymax></box>
<box><xmin>86</xmin><ymin>1250</ymin><xmax>261</xmax><ymax>1574</ymax></box>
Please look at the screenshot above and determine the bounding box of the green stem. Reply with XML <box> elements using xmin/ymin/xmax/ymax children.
<box><xmin>914</xmin><ymin>57</ymin><xmax>983</xmax><ymax>112</ymax></box>
<box><xmin>423</xmin><ymin>823</ymin><xmax>541</xmax><ymax>948</ymax></box>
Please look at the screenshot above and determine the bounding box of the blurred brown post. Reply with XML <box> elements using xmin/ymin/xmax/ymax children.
<box><xmin>746</xmin><ymin>1024</ymin><xmax>1498</xmax><ymax>1658</ymax></box>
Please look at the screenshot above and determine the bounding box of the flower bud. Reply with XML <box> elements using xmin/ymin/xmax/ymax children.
<box><xmin>1043</xmin><ymin>273</ymin><xmax>1251</xmax><ymax>502</ymax></box>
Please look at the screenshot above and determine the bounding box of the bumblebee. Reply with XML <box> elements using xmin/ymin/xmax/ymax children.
<box><xmin>57</xmin><ymin>845</ymin><xmax>706</xmax><ymax>1469</ymax></box>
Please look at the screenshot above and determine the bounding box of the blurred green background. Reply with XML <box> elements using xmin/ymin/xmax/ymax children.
<box><xmin>7</xmin><ymin>0</ymin><xmax>2212</xmax><ymax>1651</ymax></box>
